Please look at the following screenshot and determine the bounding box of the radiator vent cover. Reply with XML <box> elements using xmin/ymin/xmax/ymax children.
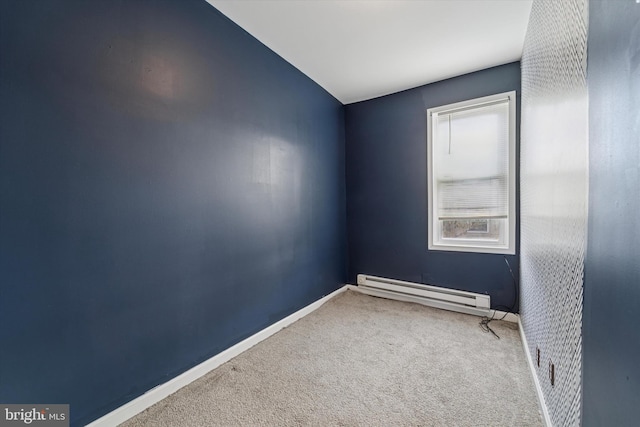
<box><xmin>356</xmin><ymin>274</ymin><xmax>490</xmax><ymax>317</ymax></box>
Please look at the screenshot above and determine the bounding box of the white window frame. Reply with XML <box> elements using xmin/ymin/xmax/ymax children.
<box><xmin>427</xmin><ymin>91</ymin><xmax>516</xmax><ymax>255</ymax></box>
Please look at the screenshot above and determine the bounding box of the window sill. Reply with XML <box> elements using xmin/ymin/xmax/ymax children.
<box><xmin>428</xmin><ymin>242</ymin><xmax>515</xmax><ymax>255</ymax></box>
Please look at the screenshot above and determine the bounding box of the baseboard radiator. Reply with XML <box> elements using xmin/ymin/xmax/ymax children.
<box><xmin>356</xmin><ymin>274</ymin><xmax>491</xmax><ymax>317</ymax></box>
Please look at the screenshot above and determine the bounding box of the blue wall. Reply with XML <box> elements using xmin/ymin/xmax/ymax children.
<box><xmin>0</xmin><ymin>0</ymin><xmax>346</xmax><ymax>425</ymax></box>
<box><xmin>344</xmin><ymin>63</ymin><xmax>521</xmax><ymax>311</ymax></box>
<box><xmin>583</xmin><ymin>1</ymin><xmax>640</xmax><ymax>425</ymax></box>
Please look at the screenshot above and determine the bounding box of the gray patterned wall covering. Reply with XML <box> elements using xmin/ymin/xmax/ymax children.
<box><xmin>520</xmin><ymin>1</ymin><xmax>588</xmax><ymax>426</ymax></box>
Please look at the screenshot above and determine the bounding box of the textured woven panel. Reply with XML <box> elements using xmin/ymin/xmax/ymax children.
<box><xmin>520</xmin><ymin>1</ymin><xmax>588</xmax><ymax>426</ymax></box>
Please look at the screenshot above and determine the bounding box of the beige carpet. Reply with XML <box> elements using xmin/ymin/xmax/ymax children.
<box><xmin>122</xmin><ymin>290</ymin><xmax>542</xmax><ymax>426</ymax></box>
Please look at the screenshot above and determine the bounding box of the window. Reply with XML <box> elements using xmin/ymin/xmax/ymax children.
<box><xmin>427</xmin><ymin>91</ymin><xmax>516</xmax><ymax>254</ymax></box>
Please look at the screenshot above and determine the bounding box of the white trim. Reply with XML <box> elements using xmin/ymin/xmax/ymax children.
<box><xmin>492</xmin><ymin>309</ymin><xmax>519</xmax><ymax>323</ymax></box>
<box><xmin>427</xmin><ymin>90</ymin><xmax>517</xmax><ymax>255</ymax></box>
<box><xmin>518</xmin><ymin>317</ymin><xmax>553</xmax><ymax>427</ymax></box>
<box><xmin>85</xmin><ymin>284</ymin><xmax>540</xmax><ymax>427</ymax></box>
<box><xmin>85</xmin><ymin>285</ymin><xmax>350</xmax><ymax>427</ymax></box>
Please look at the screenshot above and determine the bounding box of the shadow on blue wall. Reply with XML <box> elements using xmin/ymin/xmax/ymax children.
<box><xmin>0</xmin><ymin>0</ymin><xmax>346</xmax><ymax>424</ymax></box>
<box><xmin>583</xmin><ymin>0</ymin><xmax>640</xmax><ymax>425</ymax></box>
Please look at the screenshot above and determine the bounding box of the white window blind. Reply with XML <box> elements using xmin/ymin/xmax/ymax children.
<box><xmin>432</xmin><ymin>100</ymin><xmax>510</xmax><ymax>220</ymax></box>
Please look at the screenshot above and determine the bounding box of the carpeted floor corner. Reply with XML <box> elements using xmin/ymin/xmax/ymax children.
<box><xmin>122</xmin><ymin>290</ymin><xmax>543</xmax><ymax>426</ymax></box>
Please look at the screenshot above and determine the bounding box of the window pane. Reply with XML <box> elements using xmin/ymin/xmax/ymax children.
<box><xmin>427</xmin><ymin>91</ymin><xmax>515</xmax><ymax>254</ymax></box>
<box><xmin>441</xmin><ymin>219</ymin><xmax>503</xmax><ymax>242</ymax></box>
<box><xmin>434</xmin><ymin>101</ymin><xmax>509</xmax><ymax>219</ymax></box>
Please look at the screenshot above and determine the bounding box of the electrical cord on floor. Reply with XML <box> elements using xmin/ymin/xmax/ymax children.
<box><xmin>479</xmin><ymin>257</ymin><xmax>519</xmax><ymax>340</ymax></box>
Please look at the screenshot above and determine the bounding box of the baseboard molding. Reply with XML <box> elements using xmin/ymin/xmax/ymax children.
<box><xmin>492</xmin><ymin>310</ymin><xmax>519</xmax><ymax>323</ymax></box>
<box><xmin>350</xmin><ymin>283</ymin><xmax>518</xmax><ymax>323</ymax></box>
<box><xmin>85</xmin><ymin>285</ymin><xmax>350</xmax><ymax>427</ymax></box>
<box><xmin>86</xmin><ymin>285</ymin><xmax>535</xmax><ymax>426</ymax></box>
<box><xmin>518</xmin><ymin>318</ymin><xmax>553</xmax><ymax>427</ymax></box>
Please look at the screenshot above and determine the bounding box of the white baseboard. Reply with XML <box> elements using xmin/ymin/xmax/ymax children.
<box><xmin>492</xmin><ymin>310</ymin><xmax>519</xmax><ymax>323</ymax></box>
<box><xmin>86</xmin><ymin>285</ymin><xmax>536</xmax><ymax>426</ymax></box>
<box><xmin>85</xmin><ymin>285</ymin><xmax>350</xmax><ymax>427</ymax></box>
<box><xmin>350</xmin><ymin>283</ymin><xmax>518</xmax><ymax>323</ymax></box>
<box><xmin>518</xmin><ymin>317</ymin><xmax>553</xmax><ymax>427</ymax></box>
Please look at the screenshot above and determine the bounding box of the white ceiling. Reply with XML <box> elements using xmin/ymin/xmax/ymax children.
<box><xmin>206</xmin><ymin>0</ymin><xmax>532</xmax><ymax>104</ymax></box>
